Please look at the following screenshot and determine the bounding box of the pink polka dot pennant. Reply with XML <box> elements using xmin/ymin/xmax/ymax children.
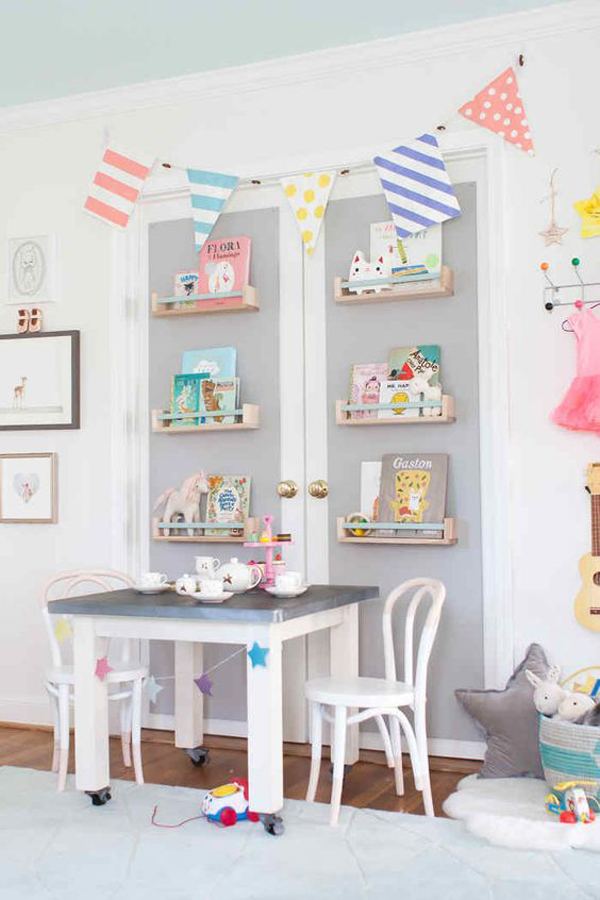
<box><xmin>458</xmin><ymin>66</ymin><xmax>534</xmax><ymax>155</ymax></box>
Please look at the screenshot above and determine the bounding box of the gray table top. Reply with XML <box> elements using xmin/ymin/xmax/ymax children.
<box><xmin>49</xmin><ymin>584</ymin><xmax>379</xmax><ymax>624</ymax></box>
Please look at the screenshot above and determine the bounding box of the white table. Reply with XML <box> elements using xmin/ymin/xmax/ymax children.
<box><xmin>50</xmin><ymin>585</ymin><xmax>378</xmax><ymax>823</ymax></box>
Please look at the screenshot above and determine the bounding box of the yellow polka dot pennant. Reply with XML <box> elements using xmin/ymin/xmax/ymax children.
<box><xmin>280</xmin><ymin>171</ymin><xmax>336</xmax><ymax>256</ymax></box>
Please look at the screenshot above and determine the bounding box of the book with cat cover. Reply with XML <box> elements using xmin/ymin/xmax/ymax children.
<box><xmin>198</xmin><ymin>377</ymin><xmax>239</xmax><ymax>426</ymax></box>
<box><xmin>197</xmin><ymin>236</ymin><xmax>251</xmax><ymax>295</ymax></box>
<box><xmin>181</xmin><ymin>347</ymin><xmax>237</xmax><ymax>380</ymax></box>
<box><xmin>348</xmin><ymin>363</ymin><xmax>387</xmax><ymax>420</ymax></box>
<box><xmin>387</xmin><ymin>346</ymin><xmax>440</xmax><ymax>384</ymax></box>
<box><xmin>377</xmin><ymin>453</ymin><xmax>448</xmax><ymax>539</ymax></box>
<box><xmin>370</xmin><ymin>220</ymin><xmax>442</xmax><ymax>279</ymax></box>
<box><xmin>170</xmin><ymin>373</ymin><xmax>207</xmax><ymax>426</ymax></box>
<box><xmin>205</xmin><ymin>474</ymin><xmax>251</xmax><ymax>536</ymax></box>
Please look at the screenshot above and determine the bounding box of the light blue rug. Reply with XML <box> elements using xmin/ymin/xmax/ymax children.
<box><xmin>0</xmin><ymin>766</ymin><xmax>598</xmax><ymax>899</ymax></box>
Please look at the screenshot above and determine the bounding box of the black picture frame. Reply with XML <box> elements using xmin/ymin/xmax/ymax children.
<box><xmin>0</xmin><ymin>331</ymin><xmax>80</xmax><ymax>431</ymax></box>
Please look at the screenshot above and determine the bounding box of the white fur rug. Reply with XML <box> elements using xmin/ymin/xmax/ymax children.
<box><xmin>444</xmin><ymin>774</ymin><xmax>600</xmax><ymax>853</ymax></box>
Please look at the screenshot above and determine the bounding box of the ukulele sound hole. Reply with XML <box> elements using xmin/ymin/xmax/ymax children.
<box><xmin>594</xmin><ymin>573</ymin><xmax>600</xmax><ymax>586</ymax></box>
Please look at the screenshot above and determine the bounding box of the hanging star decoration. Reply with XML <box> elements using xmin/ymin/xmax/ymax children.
<box><xmin>194</xmin><ymin>673</ymin><xmax>213</xmax><ymax>696</ymax></box>
<box><xmin>247</xmin><ymin>642</ymin><xmax>269</xmax><ymax>668</ymax></box>
<box><xmin>146</xmin><ymin>675</ymin><xmax>164</xmax><ymax>705</ymax></box>
<box><xmin>539</xmin><ymin>168</ymin><xmax>568</xmax><ymax>246</ymax></box>
<box><xmin>54</xmin><ymin>618</ymin><xmax>72</xmax><ymax>643</ymax></box>
<box><xmin>574</xmin><ymin>185</ymin><xmax>600</xmax><ymax>238</ymax></box>
<box><xmin>95</xmin><ymin>656</ymin><xmax>113</xmax><ymax>681</ymax></box>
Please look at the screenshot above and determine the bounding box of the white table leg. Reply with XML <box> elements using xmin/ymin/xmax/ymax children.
<box><xmin>246</xmin><ymin>629</ymin><xmax>283</xmax><ymax>814</ymax></box>
<box><xmin>330</xmin><ymin>604</ymin><xmax>359</xmax><ymax>765</ymax></box>
<box><xmin>174</xmin><ymin>642</ymin><xmax>204</xmax><ymax>749</ymax></box>
<box><xmin>74</xmin><ymin>617</ymin><xmax>109</xmax><ymax>792</ymax></box>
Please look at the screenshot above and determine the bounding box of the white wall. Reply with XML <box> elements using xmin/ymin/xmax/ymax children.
<box><xmin>1</xmin><ymin>0</ymin><xmax>600</xmax><ymax>728</ymax></box>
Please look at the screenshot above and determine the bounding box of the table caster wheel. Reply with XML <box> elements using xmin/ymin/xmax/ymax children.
<box><xmin>185</xmin><ymin>747</ymin><xmax>210</xmax><ymax>767</ymax></box>
<box><xmin>260</xmin><ymin>813</ymin><xmax>284</xmax><ymax>836</ymax></box>
<box><xmin>85</xmin><ymin>787</ymin><xmax>111</xmax><ymax>806</ymax></box>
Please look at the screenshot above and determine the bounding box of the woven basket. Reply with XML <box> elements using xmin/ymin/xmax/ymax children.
<box><xmin>539</xmin><ymin>715</ymin><xmax>600</xmax><ymax>795</ymax></box>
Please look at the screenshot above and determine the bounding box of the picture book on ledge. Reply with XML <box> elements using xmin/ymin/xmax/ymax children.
<box><xmin>370</xmin><ymin>221</ymin><xmax>442</xmax><ymax>280</ymax></box>
<box><xmin>181</xmin><ymin>346</ymin><xmax>237</xmax><ymax>379</ymax></box>
<box><xmin>170</xmin><ymin>374</ymin><xmax>239</xmax><ymax>426</ymax></box>
<box><xmin>198</xmin><ymin>236</ymin><xmax>251</xmax><ymax>297</ymax></box>
<box><xmin>348</xmin><ymin>346</ymin><xmax>442</xmax><ymax>420</ymax></box>
<box><xmin>205</xmin><ymin>475</ymin><xmax>251</xmax><ymax>536</ymax></box>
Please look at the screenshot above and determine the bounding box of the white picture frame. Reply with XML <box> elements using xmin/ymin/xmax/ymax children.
<box><xmin>7</xmin><ymin>234</ymin><xmax>57</xmax><ymax>304</ymax></box>
<box><xmin>0</xmin><ymin>453</ymin><xmax>57</xmax><ymax>524</ymax></box>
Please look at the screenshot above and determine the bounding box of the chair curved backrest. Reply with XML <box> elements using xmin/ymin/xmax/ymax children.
<box><xmin>41</xmin><ymin>569</ymin><xmax>134</xmax><ymax>668</ymax></box>
<box><xmin>382</xmin><ymin>578</ymin><xmax>446</xmax><ymax>703</ymax></box>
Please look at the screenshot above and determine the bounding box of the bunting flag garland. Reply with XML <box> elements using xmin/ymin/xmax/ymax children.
<box><xmin>458</xmin><ymin>67</ymin><xmax>534</xmax><ymax>155</ymax></box>
<box><xmin>281</xmin><ymin>171</ymin><xmax>336</xmax><ymax>255</ymax></box>
<box><xmin>146</xmin><ymin>675</ymin><xmax>164</xmax><ymax>705</ymax></box>
<box><xmin>373</xmin><ymin>134</ymin><xmax>461</xmax><ymax>239</ymax></box>
<box><xmin>187</xmin><ymin>169</ymin><xmax>239</xmax><ymax>252</ymax></box>
<box><xmin>84</xmin><ymin>146</ymin><xmax>154</xmax><ymax>229</ymax></box>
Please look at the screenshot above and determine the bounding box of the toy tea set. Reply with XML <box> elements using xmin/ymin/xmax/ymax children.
<box><xmin>136</xmin><ymin>515</ymin><xmax>304</xmax><ymax>603</ymax></box>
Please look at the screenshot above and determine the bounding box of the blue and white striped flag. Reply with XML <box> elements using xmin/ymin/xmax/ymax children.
<box><xmin>186</xmin><ymin>169</ymin><xmax>239</xmax><ymax>251</ymax></box>
<box><xmin>374</xmin><ymin>134</ymin><xmax>460</xmax><ymax>239</ymax></box>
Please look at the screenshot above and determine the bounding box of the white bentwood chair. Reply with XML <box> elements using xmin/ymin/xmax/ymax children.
<box><xmin>42</xmin><ymin>570</ymin><xmax>148</xmax><ymax>791</ymax></box>
<box><xmin>304</xmin><ymin>578</ymin><xmax>446</xmax><ymax>825</ymax></box>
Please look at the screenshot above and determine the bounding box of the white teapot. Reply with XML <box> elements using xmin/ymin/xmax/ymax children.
<box><xmin>217</xmin><ymin>557</ymin><xmax>262</xmax><ymax>593</ymax></box>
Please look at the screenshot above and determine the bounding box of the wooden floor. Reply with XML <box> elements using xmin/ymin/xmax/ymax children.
<box><xmin>0</xmin><ymin>724</ymin><xmax>480</xmax><ymax>817</ymax></box>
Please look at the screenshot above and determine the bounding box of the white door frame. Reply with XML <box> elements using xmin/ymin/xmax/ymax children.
<box><xmin>110</xmin><ymin>130</ymin><xmax>512</xmax><ymax>755</ymax></box>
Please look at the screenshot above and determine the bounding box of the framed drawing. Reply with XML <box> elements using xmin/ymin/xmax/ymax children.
<box><xmin>7</xmin><ymin>235</ymin><xmax>57</xmax><ymax>304</ymax></box>
<box><xmin>0</xmin><ymin>331</ymin><xmax>80</xmax><ymax>431</ymax></box>
<box><xmin>0</xmin><ymin>453</ymin><xmax>57</xmax><ymax>523</ymax></box>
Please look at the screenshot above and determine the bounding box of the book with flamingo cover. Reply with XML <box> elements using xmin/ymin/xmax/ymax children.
<box><xmin>197</xmin><ymin>236</ymin><xmax>251</xmax><ymax>298</ymax></box>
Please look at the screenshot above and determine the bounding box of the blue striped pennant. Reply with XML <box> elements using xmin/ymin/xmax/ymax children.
<box><xmin>374</xmin><ymin>134</ymin><xmax>461</xmax><ymax>239</ymax></box>
<box><xmin>186</xmin><ymin>169</ymin><xmax>239</xmax><ymax>251</ymax></box>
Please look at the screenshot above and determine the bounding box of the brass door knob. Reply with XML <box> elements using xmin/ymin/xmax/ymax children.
<box><xmin>308</xmin><ymin>479</ymin><xmax>329</xmax><ymax>499</ymax></box>
<box><xmin>277</xmin><ymin>480</ymin><xmax>298</xmax><ymax>499</ymax></box>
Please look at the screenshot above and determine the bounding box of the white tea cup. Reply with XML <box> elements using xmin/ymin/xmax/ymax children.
<box><xmin>275</xmin><ymin>571</ymin><xmax>303</xmax><ymax>592</ymax></box>
<box><xmin>140</xmin><ymin>572</ymin><xmax>167</xmax><ymax>587</ymax></box>
<box><xmin>199</xmin><ymin>579</ymin><xmax>223</xmax><ymax>596</ymax></box>
<box><xmin>195</xmin><ymin>556</ymin><xmax>221</xmax><ymax>580</ymax></box>
<box><xmin>175</xmin><ymin>574</ymin><xmax>198</xmax><ymax>595</ymax></box>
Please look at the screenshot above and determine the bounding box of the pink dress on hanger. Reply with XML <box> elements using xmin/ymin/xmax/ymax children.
<box><xmin>553</xmin><ymin>309</ymin><xmax>600</xmax><ymax>432</ymax></box>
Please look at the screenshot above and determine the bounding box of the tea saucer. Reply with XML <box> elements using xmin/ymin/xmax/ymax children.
<box><xmin>134</xmin><ymin>583</ymin><xmax>171</xmax><ymax>594</ymax></box>
<box><xmin>265</xmin><ymin>585</ymin><xmax>308</xmax><ymax>599</ymax></box>
<box><xmin>188</xmin><ymin>590</ymin><xmax>234</xmax><ymax>604</ymax></box>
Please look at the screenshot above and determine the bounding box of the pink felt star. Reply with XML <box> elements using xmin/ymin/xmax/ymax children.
<box><xmin>95</xmin><ymin>656</ymin><xmax>113</xmax><ymax>681</ymax></box>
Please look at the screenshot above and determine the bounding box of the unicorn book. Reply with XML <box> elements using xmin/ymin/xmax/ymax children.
<box><xmin>377</xmin><ymin>453</ymin><xmax>448</xmax><ymax>538</ymax></box>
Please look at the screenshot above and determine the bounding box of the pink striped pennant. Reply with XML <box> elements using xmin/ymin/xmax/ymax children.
<box><xmin>84</xmin><ymin>147</ymin><xmax>154</xmax><ymax>229</ymax></box>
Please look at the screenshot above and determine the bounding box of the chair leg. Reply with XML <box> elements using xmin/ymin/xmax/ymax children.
<box><xmin>57</xmin><ymin>684</ymin><xmax>70</xmax><ymax>792</ymax></box>
<box><xmin>48</xmin><ymin>690</ymin><xmax>60</xmax><ymax>773</ymax></box>
<box><xmin>120</xmin><ymin>692</ymin><xmax>132</xmax><ymax>768</ymax></box>
<box><xmin>330</xmin><ymin>705</ymin><xmax>347</xmax><ymax>826</ymax></box>
<box><xmin>388</xmin><ymin>714</ymin><xmax>404</xmax><ymax>796</ymax></box>
<box><xmin>374</xmin><ymin>714</ymin><xmax>394</xmax><ymax>768</ymax></box>
<box><xmin>415</xmin><ymin>705</ymin><xmax>434</xmax><ymax>817</ymax></box>
<box><xmin>306</xmin><ymin>701</ymin><xmax>323</xmax><ymax>802</ymax></box>
<box><xmin>131</xmin><ymin>678</ymin><xmax>144</xmax><ymax>785</ymax></box>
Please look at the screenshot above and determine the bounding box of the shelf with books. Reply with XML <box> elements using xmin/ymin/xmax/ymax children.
<box><xmin>336</xmin><ymin>396</ymin><xmax>455</xmax><ymax>425</ymax></box>
<box><xmin>336</xmin><ymin>516</ymin><xmax>457</xmax><ymax>546</ymax></box>
<box><xmin>152</xmin><ymin>404</ymin><xmax>260</xmax><ymax>433</ymax></box>
<box><xmin>152</xmin><ymin>516</ymin><xmax>259</xmax><ymax>543</ymax></box>
<box><xmin>334</xmin><ymin>266</ymin><xmax>454</xmax><ymax>305</ymax></box>
<box><xmin>151</xmin><ymin>285</ymin><xmax>259</xmax><ymax>317</ymax></box>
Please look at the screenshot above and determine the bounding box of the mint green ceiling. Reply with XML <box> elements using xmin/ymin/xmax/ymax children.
<box><xmin>0</xmin><ymin>0</ymin><xmax>564</xmax><ymax>107</ymax></box>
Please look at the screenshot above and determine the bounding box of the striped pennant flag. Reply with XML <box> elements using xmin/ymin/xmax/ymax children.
<box><xmin>187</xmin><ymin>169</ymin><xmax>239</xmax><ymax>252</ymax></box>
<box><xmin>374</xmin><ymin>134</ymin><xmax>461</xmax><ymax>239</ymax></box>
<box><xmin>84</xmin><ymin>146</ymin><xmax>154</xmax><ymax>229</ymax></box>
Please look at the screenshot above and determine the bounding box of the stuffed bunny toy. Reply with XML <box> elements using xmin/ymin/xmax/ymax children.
<box><xmin>555</xmin><ymin>692</ymin><xmax>596</xmax><ymax>722</ymax></box>
<box><xmin>525</xmin><ymin>666</ymin><xmax>567</xmax><ymax>716</ymax></box>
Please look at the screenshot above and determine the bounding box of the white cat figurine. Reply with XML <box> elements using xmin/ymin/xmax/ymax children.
<box><xmin>348</xmin><ymin>251</ymin><xmax>370</xmax><ymax>294</ymax></box>
<box><xmin>371</xmin><ymin>255</ymin><xmax>392</xmax><ymax>293</ymax></box>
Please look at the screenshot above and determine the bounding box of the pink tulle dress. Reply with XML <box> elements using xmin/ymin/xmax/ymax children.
<box><xmin>553</xmin><ymin>309</ymin><xmax>600</xmax><ymax>432</ymax></box>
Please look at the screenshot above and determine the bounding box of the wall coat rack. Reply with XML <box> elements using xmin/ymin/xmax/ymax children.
<box><xmin>541</xmin><ymin>258</ymin><xmax>600</xmax><ymax>311</ymax></box>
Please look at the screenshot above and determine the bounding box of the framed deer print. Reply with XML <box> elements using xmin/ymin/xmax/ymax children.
<box><xmin>0</xmin><ymin>331</ymin><xmax>80</xmax><ymax>430</ymax></box>
<box><xmin>0</xmin><ymin>453</ymin><xmax>57</xmax><ymax>523</ymax></box>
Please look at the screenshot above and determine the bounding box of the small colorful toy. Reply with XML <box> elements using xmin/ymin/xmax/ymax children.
<box><xmin>201</xmin><ymin>778</ymin><xmax>260</xmax><ymax>827</ymax></box>
<box><xmin>546</xmin><ymin>781</ymin><xmax>599</xmax><ymax>824</ymax></box>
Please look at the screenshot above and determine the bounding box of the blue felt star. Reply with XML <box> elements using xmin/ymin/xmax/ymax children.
<box><xmin>146</xmin><ymin>675</ymin><xmax>164</xmax><ymax>705</ymax></box>
<box><xmin>247</xmin><ymin>642</ymin><xmax>269</xmax><ymax>668</ymax></box>
<box><xmin>194</xmin><ymin>673</ymin><xmax>213</xmax><ymax>696</ymax></box>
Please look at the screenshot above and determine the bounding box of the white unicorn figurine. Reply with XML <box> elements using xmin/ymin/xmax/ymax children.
<box><xmin>407</xmin><ymin>372</ymin><xmax>443</xmax><ymax>417</ymax></box>
<box><xmin>152</xmin><ymin>471</ymin><xmax>209</xmax><ymax>537</ymax></box>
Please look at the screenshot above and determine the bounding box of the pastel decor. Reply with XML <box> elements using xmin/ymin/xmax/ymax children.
<box><xmin>247</xmin><ymin>642</ymin><xmax>269</xmax><ymax>668</ymax></box>
<box><xmin>373</xmin><ymin>134</ymin><xmax>461</xmax><ymax>239</ymax></box>
<box><xmin>187</xmin><ymin>169</ymin><xmax>239</xmax><ymax>252</ymax></box>
<box><xmin>574</xmin><ymin>187</ymin><xmax>600</xmax><ymax>239</ymax></box>
<box><xmin>280</xmin><ymin>171</ymin><xmax>336</xmax><ymax>255</ymax></box>
<box><xmin>458</xmin><ymin>66</ymin><xmax>534</xmax><ymax>155</ymax></box>
<box><xmin>84</xmin><ymin>146</ymin><xmax>154</xmax><ymax>229</ymax></box>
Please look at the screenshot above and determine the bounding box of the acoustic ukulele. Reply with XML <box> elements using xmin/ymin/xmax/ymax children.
<box><xmin>574</xmin><ymin>463</ymin><xmax>600</xmax><ymax>631</ymax></box>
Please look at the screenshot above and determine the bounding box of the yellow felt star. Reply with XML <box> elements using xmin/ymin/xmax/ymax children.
<box><xmin>574</xmin><ymin>186</ymin><xmax>600</xmax><ymax>238</ymax></box>
<box><xmin>54</xmin><ymin>618</ymin><xmax>72</xmax><ymax>643</ymax></box>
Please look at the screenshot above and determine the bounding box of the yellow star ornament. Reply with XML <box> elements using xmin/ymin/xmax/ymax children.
<box><xmin>54</xmin><ymin>618</ymin><xmax>72</xmax><ymax>643</ymax></box>
<box><xmin>574</xmin><ymin>186</ymin><xmax>600</xmax><ymax>238</ymax></box>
